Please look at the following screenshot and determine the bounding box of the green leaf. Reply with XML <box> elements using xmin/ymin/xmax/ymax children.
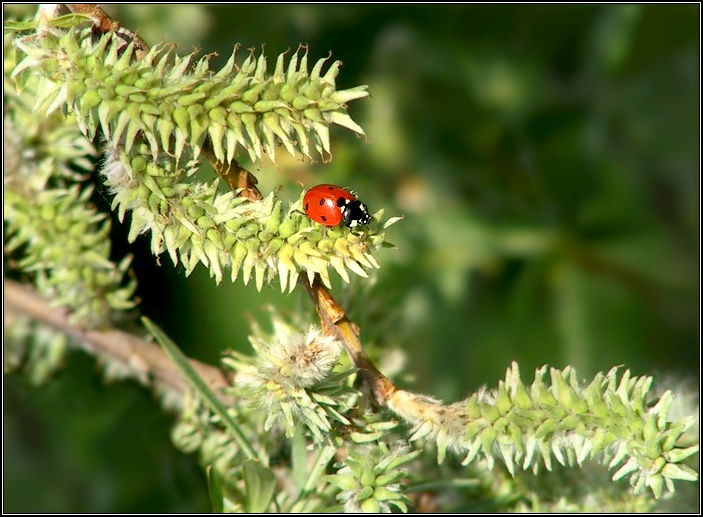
<box><xmin>49</xmin><ymin>13</ymin><xmax>95</xmax><ymax>29</ymax></box>
<box><xmin>299</xmin><ymin>444</ymin><xmax>338</xmax><ymax>503</ymax></box>
<box><xmin>142</xmin><ymin>317</ymin><xmax>258</xmax><ymax>460</ymax></box>
<box><xmin>4</xmin><ymin>20</ymin><xmax>39</xmax><ymax>32</ymax></box>
<box><xmin>291</xmin><ymin>426</ymin><xmax>309</xmax><ymax>493</ymax></box>
<box><xmin>243</xmin><ymin>459</ymin><xmax>277</xmax><ymax>513</ymax></box>
<box><xmin>206</xmin><ymin>465</ymin><xmax>224</xmax><ymax>514</ymax></box>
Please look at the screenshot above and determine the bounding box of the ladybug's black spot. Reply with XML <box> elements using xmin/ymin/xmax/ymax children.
<box><xmin>319</xmin><ymin>199</ymin><xmax>325</xmax><ymax>206</ymax></box>
<box><xmin>327</xmin><ymin>186</ymin><xmax>334</xmax><ymax>190</ymax></box>
<box><xmin>304</xmin><ymin>202</ymin><xmax>309</xmax><ymax>211</ymax></box>
<box><xmin>321</xmin><ymin>215</ymin><xmax>327</xmax><ymax>221</ymax></box>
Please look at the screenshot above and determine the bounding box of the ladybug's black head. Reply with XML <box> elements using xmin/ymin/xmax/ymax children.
<box><xmin>342</xmin><ymin>199</ymin><xmax>371</xmax><ymax>228</ymax></box>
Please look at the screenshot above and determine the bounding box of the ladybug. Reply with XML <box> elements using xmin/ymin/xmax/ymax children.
<box><xmin>303</xmin><ymin>184</ymin><xmax>372</xmax><ymax>228</ymax></box>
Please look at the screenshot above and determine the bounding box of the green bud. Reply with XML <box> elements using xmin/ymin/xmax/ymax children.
<box><xmin>303</xmin><ymin>107</ymin><xmax>323</xmax><ymax>122</ymax></box>
<box><xmin>206</xmin><ymin>228</ymin><xmax>222</xmax><ymax>246</ymax></box>
<box><xmin>535</xmin><ymin>419</ymin><xmax>557</xmax><ymax>439</ymax></box>
<box><xmin>278</xmin><ymin>243</ymin><xmax>296</xmax><ymax>271</ymax></box>
<box><xmin>299</xmin><ymin>241</ymin><xmax>322</xmax><ymax>257</ymax></box>
<box><xmin>480</xmin><ymin>404</ymin><xmax>500</xmax><ymax>423</ymax></box>
<box><xmin>664</xmin><ymin>445</ymin><xmax>699</xmax><ymax>464</ymax></box>
<box><xmin>287</xmin><ymin>230</ymin><xmax>310</xmax><ymax>245</ymax></box>
<box><xmin>331</xmin><ymin>86</ymin><xmax>369</xmax><ymax>104</ymax></box>
<box><xmin>265</xmin><ymin>201</ymin><xmax>283</xmax><ymax>231</ymax></box>
<box><xmin>172</xmin><ymin>106</ymin><xmax>190</xmax><ymax>134</ymax></box>
<box><xmin>186</xmin><ymin>205</ymin><xmax>205</xmax><ymax>220</ymax></box>
<box><xmin>177</xmin><ymin>91</ymin><xmax>208</xmax><ymax>107</ymax></box>
<box><xmin>254</xmin><ymin>99</ymin><xmax>289</xmax><ymax>112</ymax></box>
<box><xmin>465</xmin><ymin>396</ymin><xmax>481</xmax><ymax>419</ymax></box>
<box><xmin>222</xmin><ymin>233</ymin><xmax>237</xmax><ymax>248</ymax></box>
<box><xmin>293</xmin><ymin>248</ymin><xmax>312</xmax><ymax>269</ymax></box>
<box><xmin>80</xmin><ymin>89</ymin><xmax>102</xmax><ymax>111</ymax></box>
<box><xmin>302</xmin><ymin>83</ymin><xmax>322</xmax><ymax>100</ymax></box>
<box><xmin>40</xmin><ymin>203</ymin><xmax>57</xmax><ymax>221</ymax></box>
<box><xmin>662</xmin><ymin>463</ymin><xmax>699</xmax><ymax>482</ymax></box>
<box><xmin>292</xmin><ymin>96</ymin><xmax>316</xmax><ymax>110</ymax></box>
<box><xmin>493</xmin><ymin>416</ymin><xmax>508</xmax><ymax>432</ymax></box>
<box><xmin>645</xmin><ymin>441</ymin><xmax>662</xmax><ymax>460</ymax></box>
<box><xmin>317</xmin><ymin>99</ymin><xmax>341</xmax><ymax>111</ymax></box>
<box><xmin>257</xmin><ymin>229</ymin><xmax>274</xmax><ymax>242</ymax></box>
<box><xmin>360</xmin><ymin>498</ymin><xmax>380</xmax><ymax>513</ymax></box>
<box><xmin>359</xmin><ymin>469</ymin><xmax>376</xmax><ymax>487</ymax></box>
<box><xmin>317</xmin><ymin>238</ymin><xmax>335</xmax><ymax>253</ymax></box>
<box><xmin>280</xmin><ymin>83</ymin><xmax>298</xmax><ymax>102</ymax></box>
<box><xmin>374</xmin><ymin>471</ymin><xmax>404</xmax><ymax>487</ymax></box>
<box><xmin>127</xmin><ymin>74</ymin><xmax>150</xmax><ymax>89</ymax></box>
<box><xmin>242</xmin><ymin>83</ymin><xmax>265</xmax><ymax>104</ymax></box>
<box><xmin>230</xmin><ymin>241</ymin><xmax>247</xmax><ymax>280</ymax></box>
<box><xmin>591</xmin><ymin>428</ymin><xmax>614</xmax><ymax>452</ymax></box>
<box><xmin>114</xmin><ymin>84</ymin><xmax>142</xmax><ymax>97</ymax></box>
<box><xmin>325</xmin><ymin>474</ymin><xmax>359</xmax><ymax>492</ymax></box>
<box><xmin>585</xmin><ymin>393</ymin><xmax>610</xmax><ymax>417</ymax></box>
<box><xmin>495</xmin><ymin>383</ymin><xmax>512</xmax><ymax>415</ymax></box>
<box><xmin>244</xmin><ymin>238</ymin><xmax>260</xmax><ymax>253</ymax></box>
<box><xmin>208</xmin><ymin>106</ymin><xmax>228</xmax><ymax>125</ymax></box>
<box><xmin>628</xmin><ymin>417</ymin><xmax>644</xmax><ymax>438</ymax></box>
<box><xmin>92</xmin><ymin>65</ymin><xmax>110</xmax><ymax>82</ymax></box>
<box><xmin>229</xmin><ymin>101</ymin><xmax>254</xmax><ymax>114</ymax></box>
<box><xmin>513</xmin><ymin>382</ymin><xmax>533</xmax><ymax>410</ymax></box>
<box><xmin>465</xmin><ymin>421</ymin><xmax>482</xmax><ymax>438</ymax></box>
<box><xmin>262</xmin><ymin>238</ymin><xmax>283</xmax><ymax>258</ymax></box>
<box><xmin>304</xmin><ymin>229</ymin><xmax>323</xmax><ymax>242</ymax></box>
<box><xmin>558</xmin><ymin>414</ymin><xmax>580</xmax><ymax>431</ymax></box>
<box><xmin>642</xmin><ymin>417</ymin><xmax>660</xmax><ymax>442</ymax></box>
<box><xmin>224</xmin><ymin>218</ymin><xmax>250</xmax><ymax>232</ymax></box>
<box><xmin>534</xmin><ymin>385</ymin><xmax>558</xmax><ymax>407</ymax></box>
<box><xmin>373</xmin><ymin>486</ymin><xmax>403</xmax><ymax>501</ymax></box>
<box><xmin>480</xmin><ymin>426</ymin><xmax>497</xmax><ymax>453</ymax></box>
<box><xmin>236</xmin><ymin>226</ymin><xmax>257</xmax><ymax>240</ymax></box>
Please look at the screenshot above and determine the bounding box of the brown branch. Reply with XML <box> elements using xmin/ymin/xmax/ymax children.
<box><xmin>202</xmin><ymin>146</ymin><xmax>263</xmax><ymax>202</ymax></box>
<box><xmin>4</xmin><ymin>279</ymin><xmax>231</xmax><ymax>401</ymax></box>
<box><xmin>65</xmin><ymin>4</ymin><xmax>148</xmax><ymax>59</ymax></box>
<box><xmin>300</xmin><ymin>275</ymin><xmax>397</xmax><ymax>406</ymax></box>
<box><xmin>65</xmin><ymin>4</ymin><xmax>118</xmax><ymax>32</ymax></box>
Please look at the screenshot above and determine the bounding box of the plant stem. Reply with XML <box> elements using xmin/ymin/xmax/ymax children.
<box><xmin>299</xmin><ymin>275</ymin><xmax>397</xmax><ymax>405</ymax></box>
<box><xmin>4</xmin><ymin>278</ymin><xmax>231</xmax><ymax>401</ymax></box>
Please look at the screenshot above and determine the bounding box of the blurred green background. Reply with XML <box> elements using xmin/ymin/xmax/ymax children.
<box><xmin>4</xmin><ymin>4</ymin><xmax>699</xmax><ymax>512</ymax></box>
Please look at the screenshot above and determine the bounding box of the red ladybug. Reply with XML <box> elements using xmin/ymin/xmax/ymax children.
<box><xmin>303</xmin><ymin>184</ymin><xmax>371</xmax><ymax>228</ymax></box>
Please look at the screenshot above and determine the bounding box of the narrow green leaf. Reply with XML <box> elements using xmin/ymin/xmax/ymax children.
<box><xmin>304</xmin><ymin>444</ymin><xmax>338</xmax><ymax>494</ymax></box>
<box><xmin>207</xmin><ymin>465</ymin><xmax>225</xmax><ymax>514</ymax></box>
<box><xmin>291</xmin><ymin>426</ymin><xmax>309</xmax><ymax>493</ymax></box>
<box><xmin>4</xmin><ymin>20</ymin><xmax>39</xmax><ymax>31</ymax></box>
<box><xmin>243</xmin><ymin>459</ymin><xmax>277</xmax><ymax>513</ymax></box>
<box><xmin>142</xmin><ymin>317</ymin><xmax>258</xmax><ymax>460</ymax></box>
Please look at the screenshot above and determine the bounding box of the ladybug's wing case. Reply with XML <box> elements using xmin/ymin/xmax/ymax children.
<box><xmin>304</xmin><ymin>188</ymin><xmax>344</xmax><ymax>226</ymax></box>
